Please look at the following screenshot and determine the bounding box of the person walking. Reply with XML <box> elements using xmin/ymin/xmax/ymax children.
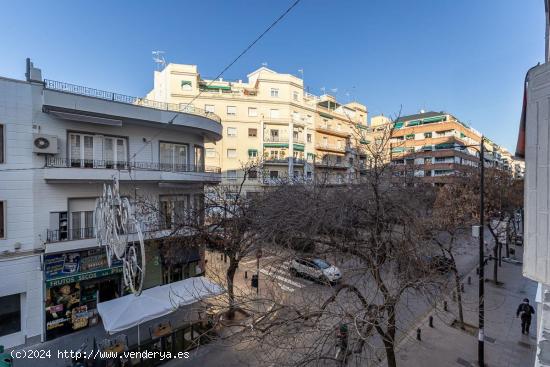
<box><xmin>516</xmin><ymin>298</ymin><xmax>535</xmax><ymax>335</ymax></box>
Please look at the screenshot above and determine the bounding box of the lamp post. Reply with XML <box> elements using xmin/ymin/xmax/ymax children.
<box><xmin>457</xmin><ymin>137</ymin><xmax>485</xmax><ymax>366</ymax></box>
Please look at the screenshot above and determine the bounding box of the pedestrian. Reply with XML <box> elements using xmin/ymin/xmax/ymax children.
<box><xmin>516</xmin><ymin>298</ymin><xmax>535</xmax><ymax>335</ymax></box>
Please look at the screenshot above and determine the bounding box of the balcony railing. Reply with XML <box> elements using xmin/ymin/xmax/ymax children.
<box><xmin>264</xmin><ymin>157</ymin><xmax>306</xmax><ymax>165</ymax></box>
<box><xmin>45</xmin><ymin>157</ymin><xmax>221</xmax><ymax>173</ymax></box>
<box><xmin>45</xmin><ymin>223</ymin><xmax>174</xmax><ymax>244</ymax></box>
<box><xmin>264</xmin><ymin>136</ymin><xmax>289</xmax><ymax>143</ymax></box>
<box><xmin>44</xmin><ymin>79</ymin><xmax>221</xmax><ymax>123</ymax></box>
<box><xmin>315</xmin><ymin>143</ymin><xmax>346</xmax><ymax>152</ymax></box>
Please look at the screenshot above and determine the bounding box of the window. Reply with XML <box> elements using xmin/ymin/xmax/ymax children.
<box><xmin>227</xmin><ymin>149</ymin><xmax>237</xmax><ymax>158</ymax></box>
<box><xmin>248</xmin><ymin>170</ymin><xmax>258</xmax><ymax>179</ymax></box>
<box><xmin>71</xmin><ymin>210</ymin><xmax>94</xmax><ymax>239</ymax></box>
<box><xmin>405</xmin><ymin>134</ymin><xmax>415</xmax><ymax>140</ymax></box>
<box><xmin>227</xmin><ymin>127</ymin><xmax>237</xmax><ymax>137</ymax></box>
<box><xmin>293</xmin><ymin>91</ymin><xmax>299</xmax><ymax>101</ymax></box>
<box><xmin>0</xmin><ymin>294</ymin><xmax>20</xmax><ymax>337</ymax></box>
<box><xmin>160</xmin><ymin>195</ymin><xmax>191</xmax><ymax>228</ymax></box>
<box><xmin>269</xmin><ymin>171</ymin><xmax>279</xmax><ymax>179</ymax></box>
<box><xmin>323</xmin><ymin>137</ymin><xmax>328</xmax><ymax>146</ymax></box>
<box><xmin>248</xmin><ymin>149</ymin><xmax>258</xmax><ymax>158</ymax></box>
<box><xmin>424</xmin><ymin>132</ymin><xmax>432</xmax><ymax>138</ymax></box>
<box><xmin>248</xmin><ymin>128</ymin><xmax>257</xmax><ymax>137</ymax></box>
<box><xmin>293</xmin><ymin>131</ymin><xmax>299</xmax><ymax>140</ymax></box>
<box><xmin>0</xmin><ymin>124</ymin><xmax>3</xmax><ymax>163</ymax></box>
<box><xmin>160</xmin><ymin>142</ymin><xmax>188</xmax><ymax>171</ymax></box>
<box><xmin>227</xmin><ymin>106</ymin><xmax>237</xmax><ymax>116</ymax></box>
<box><xmin>205</xmin><ymin>148</ymin><xmax>216</xmax><ymax>158</ymax></box>
<box><xmin>270</xmin><ymin>88</ymin><xmax>279</xmax><ymax>97</ymax></box>
<box><xmin>270</xmin><ymin>109</ymin><xmax>280</xmax><ymax>118</ymax></box>
<box><xmin>194</xmin><ymin>146</ymin><xmax>204</xmax><ymax>170</ymax></box>
<box><xmin>205</xmin><ymin>104</ymin><xmax>215</xmax><ymax>113</ymax></box>
<box><xmin>248</xmin><ymin>107</ymin><xmax>258</xmax><ymax>117</ymax></box>
<box><xmin>307</xmin><ymin>134</ymin><xmax>312</xmax><ymax>143</ymax></box>
<box><xmin>69</xmin><ymin>133</ymin><xmax>127</xmax><ymax>168</ymax></box>
<box><xmin>181</xmin><ymin>81</ymin><xmax>192</xmax><ymax>91</ymax></box>
<box><xmin>292</xmin><ymin>111</ymin><xmax>300</xmax><ymax>121</ymax></box>
<box><xmin>227</xmin><ymin>170</ymin><xmax>237</xmax><ymax>180</ymax></box>
<box><xmin>0</xmin><ymin>201</ymin><xmax>4</xmax><ymax>238</ymax></box>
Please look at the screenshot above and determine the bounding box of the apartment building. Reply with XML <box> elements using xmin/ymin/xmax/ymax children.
<box><xmin>0</xmin><ymin>60</ymin><xmax>222</xmax><ymax>349</ymax></box>
<box><xmin>145</xmin><ymin>64</ymin><xmax>368</xmax><ymax>191</ymax></box>
<box><xmin>365</xmin><ymin>111</ymin><xmax>483</xmax><ymax>184</ymax></box>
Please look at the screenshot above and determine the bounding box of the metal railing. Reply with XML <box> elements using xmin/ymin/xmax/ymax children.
<box><xmin>45</xmin><ymin>156</ymin><xmax>221</xmax><ymax>173</ymax></box>
<box><xmin>264</xmin><ymin>136</ymin><xmax>289</xmax><ymax>143</ymax></box>
<box><xmin>44</xmin><ymin>79</ymin><xmax>222</xmax><ymax>123</ymax></box>
<box><xmin>263</xmin><ymin>158</ymin><xmax>306</xmax><ymax>165</ymax></box>
<box><xmin>315</xmin><ymin>143</ymin><xmax>346</xmax><ymax>152</ymax></box>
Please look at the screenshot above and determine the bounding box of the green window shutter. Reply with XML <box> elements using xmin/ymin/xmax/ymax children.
<box><xmin>394</xmin><ymin>122</ymin><xmax>404</xmax><ymax>129</ymax></box>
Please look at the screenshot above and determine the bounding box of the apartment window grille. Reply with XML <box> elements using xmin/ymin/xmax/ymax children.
<box><xmin>227</xmin><ymin>127</ymin><xmax>237</xmax><ymax>137</ymax></box>
<box><xmin>270</xmin><ymin>88</ymin><xmax>279</xmax><ymax>98</ymax></box>
<box><xmin>160</xmin><ymin>142</ymin><xmax>188</xmax><ymax>171</ymax></box>
<box><xmin>248</xmin><ymin>128</ymin><xmax>257</xmax><ymax>137</ymax></box>
<box><xmin>227</xmin><ymin>149</ymin><xmax>237</xmax><ymax>158</ymax></box>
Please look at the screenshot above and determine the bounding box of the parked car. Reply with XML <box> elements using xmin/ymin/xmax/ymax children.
<box><xmin>289</xmin><ymin>258</ymin><xmax>342</xmax><ymax>283</ymax></box>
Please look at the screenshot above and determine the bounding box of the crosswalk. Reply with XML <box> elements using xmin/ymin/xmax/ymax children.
<box><xmin>259</xmin><ymin>262</ymin><xmax>311</xmax><ymax>293</ymax></box>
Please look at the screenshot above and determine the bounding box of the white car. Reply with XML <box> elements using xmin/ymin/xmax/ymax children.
<box><xmin>289</xmin><ymin>258</ymin><xmax>342</xmax><ymax>283</ymax></box>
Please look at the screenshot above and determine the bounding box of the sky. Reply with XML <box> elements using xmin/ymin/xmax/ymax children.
<box><xmin>0</xmin><ymin>0</ymin><xmax>544</xmax><ymax>152</ymax></box>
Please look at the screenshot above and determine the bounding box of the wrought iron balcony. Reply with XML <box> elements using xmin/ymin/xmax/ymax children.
<box><xmin>45</xmin><ymin>157</ymin><xmax>221</xmax><ymax>173</ymax></box>
<box><xmin>44</xmin><ymin>79</ymin><xmax>222</xmax><ymax>123</ymax></box>
<box><xmin>45</xmin><ymin>223</ymin><xmax>174</xmax><ymax>244</ymax></box>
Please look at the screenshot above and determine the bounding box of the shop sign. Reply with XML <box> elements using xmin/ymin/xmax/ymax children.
<box><xmin>45</xmin><ymin>253</ymin><xmax>80</xmax><ymax>279</ymax></box>
<box><xmin>46</xmin><ymin>267</ymin><xmax>123</xmax><ymax>288</ymax></box>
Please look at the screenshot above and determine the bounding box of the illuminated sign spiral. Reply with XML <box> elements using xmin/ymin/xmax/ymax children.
<box><xmin>95</xmin><ymin>178</ymin><xmax>145</xmax><ymax>296</ymax></box>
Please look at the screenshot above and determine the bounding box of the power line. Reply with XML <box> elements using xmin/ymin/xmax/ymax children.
<box><xmin>130</xmin><ymin>0</ymin><xmax>302</xmax><ymax>160</ymax></box>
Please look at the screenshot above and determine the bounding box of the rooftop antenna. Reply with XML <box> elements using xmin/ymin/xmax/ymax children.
<box><xmin>152</xmin><ymin>51</ymin><xmax>166</xmax><ymax>71</ymax></box>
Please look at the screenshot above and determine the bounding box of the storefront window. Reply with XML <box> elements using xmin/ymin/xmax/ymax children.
<box><xmin>0</xmin><ymin>294</ymin><xmax>20</xmax><ymax>337</ymax></box>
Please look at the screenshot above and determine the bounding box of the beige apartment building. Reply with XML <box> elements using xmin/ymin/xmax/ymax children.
<box><xmin>145</xmin><ymin>64</ymin><xmax>368</xmax><ymax>192</ymax></box>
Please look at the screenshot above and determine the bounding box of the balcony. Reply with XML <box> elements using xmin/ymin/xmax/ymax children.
<box><xmin>264</xmin><ymin>136</ymin><xmax>289</xmax><ymax>143</ymax></box>
<box><xmin>264</xmin><ymin>157</ymin><xmax>306</xmax><ymax>166</ymax></box>
<box><xmin>43</xmin><ymin>157</ymin><xmax>221</xmax><ymax>183</ymax></box>
<box><xmin>315</xmin><ymin>143</ymin><xmax>346</xmax><ymax>153</ymax></box>
<box><xmin>42</xmin><ymin>80</ymin><xmax>222</xmax><ymax>141</ymax></box>
<box><xmin>316</xmin><ymin>125</ymin><xmax>350</xmax><ymax>138</ymax></box>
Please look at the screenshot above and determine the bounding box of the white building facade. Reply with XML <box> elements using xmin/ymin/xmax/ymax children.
<box><xmin>0</xmin><ymin>61</ymin><xmax>222</xmax><ymax>348</ymax></box>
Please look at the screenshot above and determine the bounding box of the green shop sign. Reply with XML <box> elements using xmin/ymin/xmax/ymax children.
<box><xmin>46</xmin><ymin>267</ymin><xmax>123</xmax><ymax>288</ymax></box>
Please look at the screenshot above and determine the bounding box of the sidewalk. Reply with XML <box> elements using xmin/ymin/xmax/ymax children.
<box><xmin>388</xmin><ymin>251</ymin><xmax>536</xmax><ymax>367</ymax></box>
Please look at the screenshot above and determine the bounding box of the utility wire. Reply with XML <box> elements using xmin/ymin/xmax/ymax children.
<box><xmin>130</xmin><ymin>0</ymin><xmax>302</xmax><ymax>161</ymax></box>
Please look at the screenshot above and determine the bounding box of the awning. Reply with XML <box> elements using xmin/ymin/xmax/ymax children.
<box><xmin>97</xmin><ymin>276</ymin><xmax>224</xmax><ymax>334</ymax></box>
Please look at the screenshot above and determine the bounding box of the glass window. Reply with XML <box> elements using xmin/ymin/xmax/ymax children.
<box><xmin>194</xmin><ymin>146</ymin><xmax>204</xmax><ymax>171</ymax></box>
<box><xmin>248</xmin><ymin>107</ymin><xmax>258</xmax><ymax>117</ymax></box>
<box><xmin>307</xmin><ymin>134</ymin><xmax>312</xmax><ymax>143</ymax></box>
<box><xmin>205</xmin><ymin>104</ymin><xmax>215</xmax><ymax>113</ymax></box>
<box><xmin>248</xmin><ymin>170</ymin><xmax>257</xmax><ymax>179</ymax></box>
<box><xmin>0</xmin><ymin>293</ymin><xmax>20</xmax><ymax>337</ymax></box>
<box><xmin>181</xmin><ymin>81</ymin><xmax>192</xmax><ymax>91</ymax></box>
<box><xmin>270</xmin><ymin>88</ymin><xmax>279</xmax><ymax>98</ymax></box>
<box><xmin>227</xmin><ymin>149</ymin><xmax>237</xmax><ymax>158</ymax></box>
<box><xmin>248</xmin><ymin>149</ymin><xmax>258</xmax><ymax>158</ymax></box>
<box><xmin>248</xmin><ymin>128</ymin><xmax>257</xmax><ymax>137</ymax></box>
<box><xmin>269</xmin><ymin>171</ymin><xmax>279</xmax><ymax>179</ymax></box>
<box><xmin>205</xmin><ymin>148</ymin><xmax>216</xmax><ymax>158</ymax></box>
<box><xmin>227</xmin><ymin>106</ymin><xmax>237</xmax><ymax>116</ymax></box>
<box><xmin>160</xmin><ymin>142</ymin><xmax>188</xmax><ymax>171</ymax></box>
<box><xmin>227</xmin><ymin>127</ymin><xmax>237</xmax><ymax>137</ymax></box>
<box><xmin>424</xmin><ymin>132</ymin><xmax>432</xmax><ymax>138</ymax></box>
<box><xmin>293</xmin><ymin>91</ymin><xmax>299</xmax><ymax>101</ymax></box>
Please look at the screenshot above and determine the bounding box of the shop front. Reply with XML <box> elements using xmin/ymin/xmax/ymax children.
<box><xmin>44</xmin><ymin>248</ymin><xmax>123</xmax><ymax>341</ymax></box>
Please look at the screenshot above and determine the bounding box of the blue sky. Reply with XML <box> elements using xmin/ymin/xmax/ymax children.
<box><xmin>0</xmin><ymin>0</ymin><xmax>544</xmax><ymax>151</ymax></box>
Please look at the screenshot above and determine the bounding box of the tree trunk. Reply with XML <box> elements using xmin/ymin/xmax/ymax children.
<box><xmin>454</xmin><ymin>268</ymin><xmax>465</xmax><ymax>329</ymax></box>
<box><xmin>226</xmin><ymin>256</ymin><xmax>239</xmax><ymax>319</ymax></box>
<box><xmin>498</xmin><ymin>241</ymin><xmax>502</xmax><ymax>267</ymax></box>
<box><xmin>383</xmin><ymin>304</ymin><xmax>398</xmax><ymax>367</ymax></box>
<box><xmin>493</xmin><ymin>244</ymin><xmax>499</xmax><ymax>284</ymax></box>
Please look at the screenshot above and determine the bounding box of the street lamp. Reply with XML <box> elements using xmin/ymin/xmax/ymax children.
<box><xmin>457</xmin><ymin>136</ymin><xmax>486</xmax><ymax>367</ymax></box>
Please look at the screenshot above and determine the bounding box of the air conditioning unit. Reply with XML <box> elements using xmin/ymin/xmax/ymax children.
<box><xmin>33</xmin><ymin>134</ymin><xmax>59</xmax><ymax>154</ymax></box>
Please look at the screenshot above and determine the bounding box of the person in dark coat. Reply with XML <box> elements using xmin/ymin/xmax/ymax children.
<box><xmin>516</xmin><ymin>298</ymin><xmax>535</xmax><ymax>335</ymax></box>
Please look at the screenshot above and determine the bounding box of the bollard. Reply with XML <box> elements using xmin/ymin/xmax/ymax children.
<box><xmin>468</xmin><ymin>276</ymin><xmax>471</xmax><ymax>285</ymax></box>
<box><xmin>429</xmin><ymin>316</ymin><xmax>433</xmax><ymax>328</ymax></box>
<box><xmin>461</xmin><ymin>283</ymin><xmax>465</xmax><ymax>293</ymax></box>
<box><xmin>444</xmin><ymin>301</ymin><xmax>448</xmax><ymax>312</ymax></box>
<box><xmin>245</xmin><ymin>271</ymin><xmax>248</xmax><ymax>279</ymax></box>
<box><xmin>416</xmin><ymin>328</ymin><xmax>421</xmax><ymax>341</ymax></box>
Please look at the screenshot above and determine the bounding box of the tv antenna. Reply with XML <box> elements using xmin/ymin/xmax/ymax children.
<box><xmin>152</xmin><ymin>51</ymin><xmax>166</xmax><ymax>71</ymax></box>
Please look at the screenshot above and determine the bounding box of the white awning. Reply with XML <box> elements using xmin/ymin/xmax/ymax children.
<box><xmin>97</xmin><ymin>276</ymin><xmax>224</xmax><ymax>334</ymax></box>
